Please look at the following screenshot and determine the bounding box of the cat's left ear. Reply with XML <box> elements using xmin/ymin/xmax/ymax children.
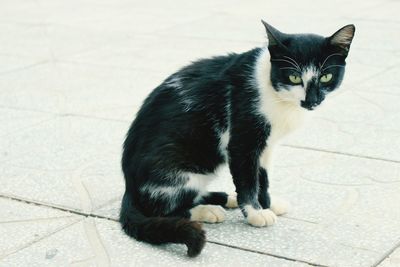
<box><xmin>328</xmin><ymin>24</ymin><xmax>355</xmax><ymax>56</ymax></box>
<box><xmin>261</xmin><ymin>20</ymin><xmax>289</xmax><ymax>58</ymax></box>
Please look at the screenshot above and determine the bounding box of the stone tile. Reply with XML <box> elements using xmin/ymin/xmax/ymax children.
<box><xmin>1</xmin><ymin>115</ymin><xmax>128</xmax><ymax>212</ymax></box>
<box><xmin>63</xmin><ymin>35</ymin><xmax>261</xmax><ymax>74</ymax></box>
<box><xmin>154</xmin><ymin>1</ymin><xmax>387</xmax><ymax>44</ymax></box>
<box><xmin>0</xmin><ymin>55</ymin><xmax>45</xmax><ymax>76</ymax></box>
<box><xmin>216</xmin><ymin>0</ymin><xmax>386</xmax><ymax>22</ymax></box>
<box><xmin>0</xmin><ymin>217</ymin><xmax>310</xmax><ymax>267</ymax></box>
<box><xmin>0</xmin><ymin>62</ymin><xmax>163</xmax><ymax>121</ymax></box>
<box><xmin>348</xmin><ymin>20</ymin><xmax>400</xmax><ymax>52</ymax></box>
<box><xmin>0</xmin><ymin>0</ymin><xmax>398</xmax><ymax>266</ymax></box>
<box><xmin>347</xmin><ymin>0</ymin><xmax>400</xmax><ymax>24</ymax></box>
<box><xmin>0</xmin><ymin>198</ymin><xmax>81</xmax><ymax>259</ymax></box>
<box><xmin>94</xmin><ymin>146</ymin><xmax>400</xmax><ymax>267</ymax></box>
<box><xmin>0</xmin><ymin>108</ymin><xmax>55</xmax><ymax>138</ymax></box>
<box><xmin>205</xmin><ymin>211</ymin><xmax>380</xmax><ymax>267</ymax></box>
<box><xmin>12</xmin><ymin>0</ymin><xmax>216</xmax><ymax>39</ymax></box>
<box><xmin>285</xmin><ymin>86</ymin><xmax>400</xmax><ymax>162</ymax></box>
<box><xmin>0</xmin><ymin>22</ymin><xmax>50</xmax><ymax>60</ymax></box>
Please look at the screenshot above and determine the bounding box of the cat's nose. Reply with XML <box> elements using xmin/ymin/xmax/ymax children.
<box><xmin>301</xmin><ymin>100</ymin><xmax>317</xmax><ymax>110</ymax></box>
<box><xmin>302</xmin><ymin>86</ymin><xmax>323</xmax><ymax>110</ymax></box>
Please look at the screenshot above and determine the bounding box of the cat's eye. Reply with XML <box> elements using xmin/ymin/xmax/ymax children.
<box><xmin>289</xmin><ymin>75</ymin><xmax>302</xmax><ymax>84</ymax></box>
<box><xmin>320</xmin><ymin>73</ymin><xmax>333</xmax><ymax>83</ymax></box>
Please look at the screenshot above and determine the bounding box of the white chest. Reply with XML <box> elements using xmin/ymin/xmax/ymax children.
<box><xmin>267</xmin><ymin>103</ymin><xmax>306</xmax><ymax>146</ymax></box>
<box><xmin>260</xmin><ymin>106</ymin><xmax>305</xmax><ymax>171</ymax></box>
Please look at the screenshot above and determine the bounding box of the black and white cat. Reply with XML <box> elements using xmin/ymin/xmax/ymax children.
<box><xmin>120</xmin><ymin>21</ymin><xmax>355</xmax><ymax>257</ymax></box>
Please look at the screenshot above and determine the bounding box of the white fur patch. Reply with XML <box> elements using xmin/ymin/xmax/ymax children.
<box><xmin>190</xmin><ymin>205</ymin><xmax>225</xmax><ymax>223</ymax></box>
<box><xmin>219</xmin><ymin>128</ymin><xmax>230</xmax><ymax>160</ymax></box>
<box><xmin>302</xmin><ymin>66</ymin><xmax>319</xmax><ymax>89</ymax></box>
<box><xmin>244</xmin><ymin>205</ymin><xmax>277</xmax><ymax>227</ymax></box>
<box><xmin>185</xmin><ymin>172</ymin><xmax>215</xmax><ymax>192</ymax></box>
<box><xmin>275</xmin><ymin>83</ymin><xmax>305</xmax><ymax>103</ymax></box>
<box><xmin>225</xmin><ymin>193</ymin><xmax>238</xmax><ymax>208</ymax></box>
<box><xmin>141</xmin><ymin>170</ymin><xmax>215</xmax><ymax>200</ymax></box>
<box><xmin>254</xmin><ymin>48</ymin><xmax>308</xmax><ymax>171</ymax></box>
<box><xmin>140</xmin><ymin>184</ymin><xmax>180</xmax><ymax>199</ymax></box>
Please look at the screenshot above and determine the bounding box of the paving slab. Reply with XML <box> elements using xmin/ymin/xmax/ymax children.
<box><xmin>286</xmin><ymin>86</ymin><xmax>400</xmax><ymax>162</ymax></box>
<box><xmin>1</xmin><ymin>115</ymin><xmax>127</xmax><ymax>212</ymax></box>
<box><xmin>0</xmin><ymin>108</ymin><xmax>55</xmax><ymax>138</ymax></box>
<box><xmin>0</xmin><ymin>217</ymin><xmax>311</xmax><ymax>267</ymax></box>
<box><xmin>0</xmin><ymin>62</ymin><xmax>165</xmax><ymax>121</ymax></box>
<box><xmin>63</xmin><ymin>35</ymin><xmax>261</xmax><ymax>74</ymax></box>
<box><xmin>0</xmin><ymin>198</ymin><xmax>81</xmax><ymax>260</ymax></box>
<box><xmin>0</xmin><ymin>0</ymin><xmax>399</xmax><ymax>266</ymax></box>
<box><xmin>94</xmin><ymin>146</ymin><xmax>400</xmax><ymax>267</ymax></box>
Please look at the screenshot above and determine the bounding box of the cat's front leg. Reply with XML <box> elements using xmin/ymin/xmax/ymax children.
<box><xmin>258</xmin><ymin>167</ymin><xmax>289</xmax><ymax>216</ymax></box>
<box><xmin>258</xmin><ymin>167</ymin><xmax>271</xmax><ymax>209</ymax></box>
<box><xmin>229</xmin><ymin>150</ymin><xmax>277</xmax><ymax>227</ymax></box>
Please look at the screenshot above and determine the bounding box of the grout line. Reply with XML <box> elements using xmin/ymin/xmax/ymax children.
<box><xmin>282</xmin><ymin>144</ymin><xmax>400</xmax><ymax>164</ymax></box>
<box><xmin>0</xmin><ymin>60</ymin><xmax>49</xmax><ymax>77</ymax></box>
<box><xmin>207</xmin><ymin>240</ymin><xmax>329</xmax><ymax>267</ymax></box>
<box><xmin>0</xmin><ymin>194</ymin><xmax>116</xmax><ymax>221</ymax></box>
<box><xmin>372</xmin><ymin>238</ymin><xmax>400</xmax><ymax>267</ymax></box>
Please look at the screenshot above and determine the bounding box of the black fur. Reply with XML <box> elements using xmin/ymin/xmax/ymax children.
<box><xmin>120</xmin><ymin>21</ymin><xmax>355</xmax><ymax>257</ymax></box>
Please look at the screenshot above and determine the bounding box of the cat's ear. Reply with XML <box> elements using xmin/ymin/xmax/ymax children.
<box><xmin>261</xmin><ymin>20</ymin><xmax>286</xmax><ymax>48</ymax></box>
<box><xmin>328</xmin><ymin>24</ymin><xmax>355</xmax><ymax>56</ymax></box>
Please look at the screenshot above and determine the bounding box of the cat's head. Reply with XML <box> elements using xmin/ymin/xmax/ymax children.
<box><xmin>262</xmin><ymin>21</ymin><xmax>355</xmax><ymax>110</ymax></box>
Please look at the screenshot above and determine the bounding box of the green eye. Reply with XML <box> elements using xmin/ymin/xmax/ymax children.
<box><xmin>320</xmin><ymin>73</ymin><xmax>333</xmax><ymax>83</ymax></box>
<box><xmin>289</xmin><ymin>75</ymin><xmax>302</xmax><ymax>84</ymax></box>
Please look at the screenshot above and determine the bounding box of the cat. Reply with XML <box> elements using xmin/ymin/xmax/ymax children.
<box><xmin>120</xmin><ymin>20</ymin><xmax>355</xmax><ymax>257</ymax></box>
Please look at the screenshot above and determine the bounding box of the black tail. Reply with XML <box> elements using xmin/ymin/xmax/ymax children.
<box><xmin>119</xmin><ymin>193</ymin><xmax>206</xmax><ymax>257</ymax></box>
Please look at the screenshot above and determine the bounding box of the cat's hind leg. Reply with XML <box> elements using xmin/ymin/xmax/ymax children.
<box><xmin>165</xmin><ymin>193</ymin><xmax>227</xmax><ymax>224</ymax></box>
<box><xmin>199</xmin><ymin>191</ymin><xmax>238</xmax><ymax>209</ymax></box>
<box><xmin>187</xmin><ymin>191</ymin><xmax>240</xmax><ymax>224</ymax></box>
<box><xmin>189</xmin><ymin>204</ymin><xmax>226</xmax><ymax>223</ymax></box>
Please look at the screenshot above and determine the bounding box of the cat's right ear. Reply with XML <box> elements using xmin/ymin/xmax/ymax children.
<box><xmin>261</xmin><ymin>20</ymin><xmax>286</xmax><ymax>48</ymax></box>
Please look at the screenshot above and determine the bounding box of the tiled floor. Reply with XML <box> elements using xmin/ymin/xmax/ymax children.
<box><xmin>1</xmin><ymin>0</ymin><xmax>400</xmax><ymax>266</ymax></box>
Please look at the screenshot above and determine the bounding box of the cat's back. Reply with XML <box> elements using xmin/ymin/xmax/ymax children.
<box><xmin>134</xmin><ymin>53</ymin><xmax>245</xmax><ymax>124</ymax></box>
<box><xmin>123</xmin><ymin>53</ymin><xmax>243</xmax><ymax>167</ymax></box>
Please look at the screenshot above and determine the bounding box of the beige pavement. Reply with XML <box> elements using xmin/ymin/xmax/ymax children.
<box><xmin>1</xmin><ymin>0</ymin><xmax>400</xmax><ymax>266</ymax></box>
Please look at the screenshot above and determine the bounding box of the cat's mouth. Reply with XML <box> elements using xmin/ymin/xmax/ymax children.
<box><xmin>300</xmin><ymin>100</ymin><xmax>320</xmax><ymax>110</ymax></box>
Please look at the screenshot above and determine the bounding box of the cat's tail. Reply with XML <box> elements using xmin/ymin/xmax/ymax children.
<box><xmin>119</xmin><ymin>192</ymin><xmax>206</xmax><ymax>257</ymax></box>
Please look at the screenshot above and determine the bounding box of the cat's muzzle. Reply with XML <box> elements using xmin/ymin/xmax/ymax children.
<box><xmin>300</xmin><ymin>100</ymin><xmax>320</xmax><ymax>110</ymax></box>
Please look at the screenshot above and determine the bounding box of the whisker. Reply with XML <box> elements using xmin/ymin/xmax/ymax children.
<box><xmin>322</xmin><ymin>65</ymin><xmax>345</xmax><ymax>72</ymax></box>
<box><xmin>320</xmin><ymin>53</ymin><xmax>343</xmax><ymax>70</ymax></box>
<box><xmin>279</xmin><ymin>67</ymin><xmax>299</xmax><ymax>72</ymax></box>
<box><xmin>271</xmin><ymin>59</ymin><xmax>301</xmax><ymax>71</ymax></box>
<box><xmin>282</xmin><ymin>56</ymin><xmax>301</xmax><ymax>70</ymax></box>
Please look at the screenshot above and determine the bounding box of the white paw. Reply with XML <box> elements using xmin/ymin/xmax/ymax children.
<box><xmin>270</xmin><ymin>196</ymin><xmax>290</xmax><ymax>216</ymax></box>
<box><xmin>190</xmin><ymin>205</ymin><xmax>226</xmax><ymax>223</ymax></box>
<box><xmin>245</xmin><ymin>206</ymin><xmax>277</xmax><ymax>227</ymax></box>
<box><xmin>225</xmin><ymin>193</ymin><xmax>238</xmax><ymax>209</ymax></box>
